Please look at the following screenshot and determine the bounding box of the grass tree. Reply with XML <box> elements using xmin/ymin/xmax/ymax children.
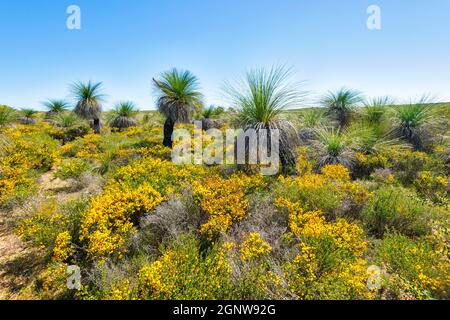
<box><xmin>153</xmin><ymin>69</ymin><xmax>203</xmax><ymax>148</ymax></box>
<box><xmin>314</xmin><ymin>127</ymin><xmax>357</xmax><ymax>169</ymax></box>
<box><xmin>71</xmin><ymin>81</ymin><xmax>105</xmax><ymax>133</ymax></box>
<box><xmin>321</xmin><ymin>88</ymin><xmax>364</xmax><ymax>128</ymax></box>
<box><xmin>20</xmin><ymin>108</ymin><xmax>38</xmax><ymax>125</ymax></box>
<box><xmin>201</xmin><ymin>105</ymin><xmax>224</xmax><ymax>131</ymax></box>
<box><xmin>363</xmin><ymin>96</ymin><xmax>392</xmax><ymax>125</ymax></box>
<box><xmin>43</xmin><ymin>99</ymin><xmax>70</xmax><ymax>117</ymax></box>
<box><xmin>108</xmin><ymin>101</ymin><xmax>139</xmax><ymax>130</ymax></box>
<box><xmin>225</xmin><ymin>65</ymin><xmax>304</xmax><ymax>170</ymax></box>
<box><xmin>360</xmin><ymin>96</ymin><xmax>395</xmax><ymax>143</ymax></box>
<box><xmin>393</xmin><ymin>97</ymin><xmax>437</xmax><ymax>150</ymax></box>
<box><xmin>202</xmin><ymin>105</ymin><xmax>224</xmax><ymax>119</ymax></box>
<box><xmin>298</xmin><ymin>109</ymin><xmax>325</xmax><ymax>143</ymax></box>
<box><xmin>54</xmin><ymin>112</ymin><xmax>81</xmax><ymax>128</ymax></box>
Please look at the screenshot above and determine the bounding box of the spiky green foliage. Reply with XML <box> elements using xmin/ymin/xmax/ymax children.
<box><xmin>321</xmin><ymin>88</ymin><xmax>364</xmax><ymax>128</ymax></box>
<box><xmin>346</xmin><ymin>122</ymin><xmax>407</xmax><ymax>155</ymax></box>
<box><xmin>0</xmin><ymin>105</ymin><xmax>15</xmax><ymax>127</ymax></box>
<box><xmin>43</xmin><ymin>100</ymin><xmax>70</xmax><ymax>115</ymax></box>
<box><xmin>301</xmin><ymin>109</ymin><xmax>325</xmax><ymax>128</ymax></box>
<box><xmin>54</xmin><ymin>112</ymin><xmax>82</xmax><ymax>128</ymax></box>
<box><xmin>363</xmin><ymin>96</ymin><xmax>393</xmax><ymax>125</ymax></box>
<box><xmin>153</xmin><ymin>69</ymin><xmax>203</xmax><ymax>147</ymax></box>
<box><xmin>226</xmin><ymin>66</ymin><xmax>303</xmax><ymax>127</ymax></box>
<box><xmin>20</xmin><ymin>108</ymin><xmax>38</xmax><ymax>125</ymax></box>
<box><xmin>393</xmin><ymin>97</ymin><xmax>437</xmax><ymax>150</ymax></box>
<box><xmin>225</xmin><ymin>65</ymin><xmax>304</xmax><ymax>168</ymax></box>
<box><xmin>314</xmin><ymin>127</ymin><xmax>356</xmax><ymax>169</ymax></box>
<box><xmin>153</xmin><ymin>69</ymin><xmax>203</xmax><ymax>123</ymax></box>
<box><xmin>71</xmin><ymin>81</ymin><xmax>105</xmax><ymax>133</ymax></box>
<box><xmin>108</xmin><ymin>101</ymin><xmax>139</xmax><ymax>130</ymax></box>
<box><xmin>202</xmin><ymin>105</ymin><xmax>224</xmax><ymax>119</ymax></box>
<box><xmin>71</xmin><ymin>81</ymin><xmax>104</xmax><ymax>119</ymax></box>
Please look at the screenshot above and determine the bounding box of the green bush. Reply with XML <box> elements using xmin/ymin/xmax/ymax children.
<box><xmin>362</xmin><ymin>185</ymin><xmax>430</xmax><ymax>237</ymax></box>
<box><xmin>0</xmin><ymin>105</ymin><xmax>16</xmax><ymax>126</ymax></box>
<box><xmin>137</xmin><ymin>234</ymin><xmax>234</xmax><ymax>300</ymax></box>
<box><xmin>54</xmin><ymin>159</ymin><xmax>91</xmax><ymax>180</ymax></box>
<box><xmin>374</xmin><ymin>233</ymin><xmax>449</xmax><ymax>299</ymax></box>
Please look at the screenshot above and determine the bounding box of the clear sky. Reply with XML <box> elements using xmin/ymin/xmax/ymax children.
<box><xmin>0</xmin><ymin>0</ymin><xmax>449</xmax><ymax>110</ymax></box>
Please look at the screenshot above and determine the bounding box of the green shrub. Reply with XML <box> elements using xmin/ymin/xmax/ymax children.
<box><xmin>384</xmin><ymin>149</ymin><xmax>445</xmax><ymax>186</ymax></box>
<box><xmin>0</xmin><ymin>105</ymin><xmax>16</xmax><ymax>126</ymax></box>
<box><xmin>54</xmin><ymin>159</ymin><xmax>91</xmax><ymax>180</ymax></box>
<box><xmin>374</xmin><ymin>233</ymin><xmax>449</xmax><ymax>299</ymax></box>
<box><xmin>362</xmin><ymin>185</ymin><xmax>430</xmax><ymax>237</ymax></box>
<box><xmin>137</xmin><ymin>234</ymin><xmax>233</xmax><ymax>300</ymax></box>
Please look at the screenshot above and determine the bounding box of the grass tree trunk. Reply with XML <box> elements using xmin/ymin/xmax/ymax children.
<box><xmin>163</xmin><ymin>118</ymin><xmax>175</xmax><ymax>148</ymax></box>
<box><xmin>93</xmin><ymin>118</ymin><xmax>101</xmax><ymax>134</ymax></box>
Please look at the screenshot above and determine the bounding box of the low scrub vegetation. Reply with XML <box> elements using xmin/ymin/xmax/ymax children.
<box><xmin>0</xmin><ymin>68</ymin><xmax>448</xmax><ymax>300</ymax></box>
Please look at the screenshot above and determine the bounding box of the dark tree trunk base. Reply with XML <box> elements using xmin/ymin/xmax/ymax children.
<box><xmin>93</xmin><ymin>118</ymin><xmax>101</xmax><ymax>134</ymax></box>
<box><xmin>163</xmin><ymin>118</ymin><xmax>175</xmax><ymax>148</ymax></box>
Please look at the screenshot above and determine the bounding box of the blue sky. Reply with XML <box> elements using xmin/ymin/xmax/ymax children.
<box><xmin>0</xmin><ymin>0</ymin><xmax>449</xmax><ymax>110</ymax></box>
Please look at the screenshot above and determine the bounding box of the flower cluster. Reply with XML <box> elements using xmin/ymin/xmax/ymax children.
<box><xmin>112</xmin><ymin>157</ymin><xmax>208</xmax><ymax>195</ymax></box>
<box><xmin>414</xmin><ymin>171</ymin><xmax>449</xmax><ymax>204</ymax></box>
<box><xmin>276</xmin><ymin>197</ymin><xmax>374</xmax><ymax>299</ymax></box>
<box><xmin>239</xmin><ymin>232</ymin><xmax>272</xmax><ymax>261</ymax></box>
<box><xmin>0</xmin><ymin>126</ymin><xmax>60</xmax><ymax>206</ymax></box>
<box><xmin>192</xmin><ymin>174</ymin><xmax>264</xmax><ymax>240</ymax></box>
<box><xmin>277</xmin><ymin>164</ymin><xmax>371</xmax><ymax>215</ymax></box>
<box><xmin>52</xmin><ymin>231</ymin><xmax>74</xmax><ymax>262</ymax></box>
<box><xmin>80</xmin><ymin>182</ymin><xmax>163</xmax><ymax>258</ymax></box>
<box><xmin>54</xmin><ymin>159</ymin><xmax>90</xmax><ymax>180</ymax></box>
<box><xmin>321</xmin><ymin>164</ymin><xmax>351</xmax><ymax>182</ymax></box>
<box><xmin>138</xmin><ymin>236</ymin><xmax>232</xmax><ymax>300</ymax></box>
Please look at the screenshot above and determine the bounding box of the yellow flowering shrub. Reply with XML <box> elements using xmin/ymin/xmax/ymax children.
<box><xmin>221</xmin><ymin>238</ymin><xmax>286</xmax><ymax>299</ymax></box>
<box><xmin>321</xmin><ymin>164</ymin><xmax>351</xmax><ymax>182</ymax></box>
<box><xmin>414</xmin><ymin>171</ymin><xmax>449</xmax><ymax>204</ymax></box>
<box><xmin>239</xmin><ymin>232</ymin><xmax>272</xmax><ymax>261</ymax></box>
<box><xmin>17</xmin><ymin>200</ymin><xmax>67</xmax><ymax>250</ymax></box>
<box><xmin>54</xmin><ymin>159</ymin><xmax>91</xmax><ymax>180</ymax></box>
<box><xmin>193</xmin><ymin>174</ymin><xmax>265</xmax><ymax>240</ymax></box>
<box><xmin>106</xmin><ymin>279</ymin><xmax>136</xmax><ymax>300</ymax></box>
<box><xmin>52</xmin><ymin>231</ymin><xmax>74</xmax><ymax>262</ymax></box>
<box><xmin>68</xmin><ymin>133</ymin><xmax>103</xmax><ymax>159</ymax></box>
<box><xmin>0</xmin><ymin>125</ymin><xmax>60</xmax><ymax>206</ymax></box>
<box><xmin>383</xmin><ymin>148</ymin><xmax>445</xmax><ymax>185</ymax></box>
<box><xmin>295</xmin><ymin>146</ymin><xmax>314</xmax><ymax>175</ymax></box>
<box><xmin>111</xmin><ymin>157</ymin><xmax>208</xmax><ymax>195</ymax></box>
<box><xmin>276</xmin><ymin>198</ymin><xmax>374</xmax><ymax>299</ymax></box>
<box><xmin>138</xmin><ymin>235</ymin><xmax>233</xmax><ymax>300</ymax></box>
<box><xmin>38</xmin><ymin>263</ymin><xmax>69</xmax><ymax>297</ymax></box>
<box><xmin>375</xmin><ymin>233</ymin><xmax>449</xmax><ymax>299</ymax></box>
<box><xmin>276</xmin><ymin>168</ymin><xmax>371</xmax><ymax>216</ymax></box>
<box><xmin>277</xmin><ymin>198</ymin><xmax>367</xmax><ymax>256</ymax></box>
<box><xmin>355</xmin><ymin>152</ymin><xmax>390</xmax><ymax>177</ymax></box>
<box><xmin>80</xmin><ymin>182</ymin><xmax>163</xmax><ymax>258</ymax></box>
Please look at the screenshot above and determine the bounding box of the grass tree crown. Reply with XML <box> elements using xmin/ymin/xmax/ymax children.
<box><xmin>153</xmin><ymin>68</ymin><xmax>204</xmax><ymax>124</ymax></box>
<box><xmin>225</xmin><ymin>65</ymin><xmax>306</xmax><ymax>169</ymax></box>
<box><xmin>108</xmin><ymin>101</ymin><xmax>139</xmax><ymax>129</ymax></box>
<box><xmin>393</xmin><ymin>96</ymin><xmax>438</xmax><ymax>150</ymax></box>
<box><xmin>321</xmin><ymin>88</ymin><xmax>365</xmax><ymax>128</ymax></box>
<box><xmin>43</xmin><ymin>99</ymin><xmax>70</xmax><ymax>114</ymax></box>
<box><xmin>71</xmin><ymin>81</ymin><xmax>105</xmax><ymax>120</ymax></box>
<box><xmin>225</xmin><ymin>65</ymin><xmax>305</xmax><ymax>128</ymax></box>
